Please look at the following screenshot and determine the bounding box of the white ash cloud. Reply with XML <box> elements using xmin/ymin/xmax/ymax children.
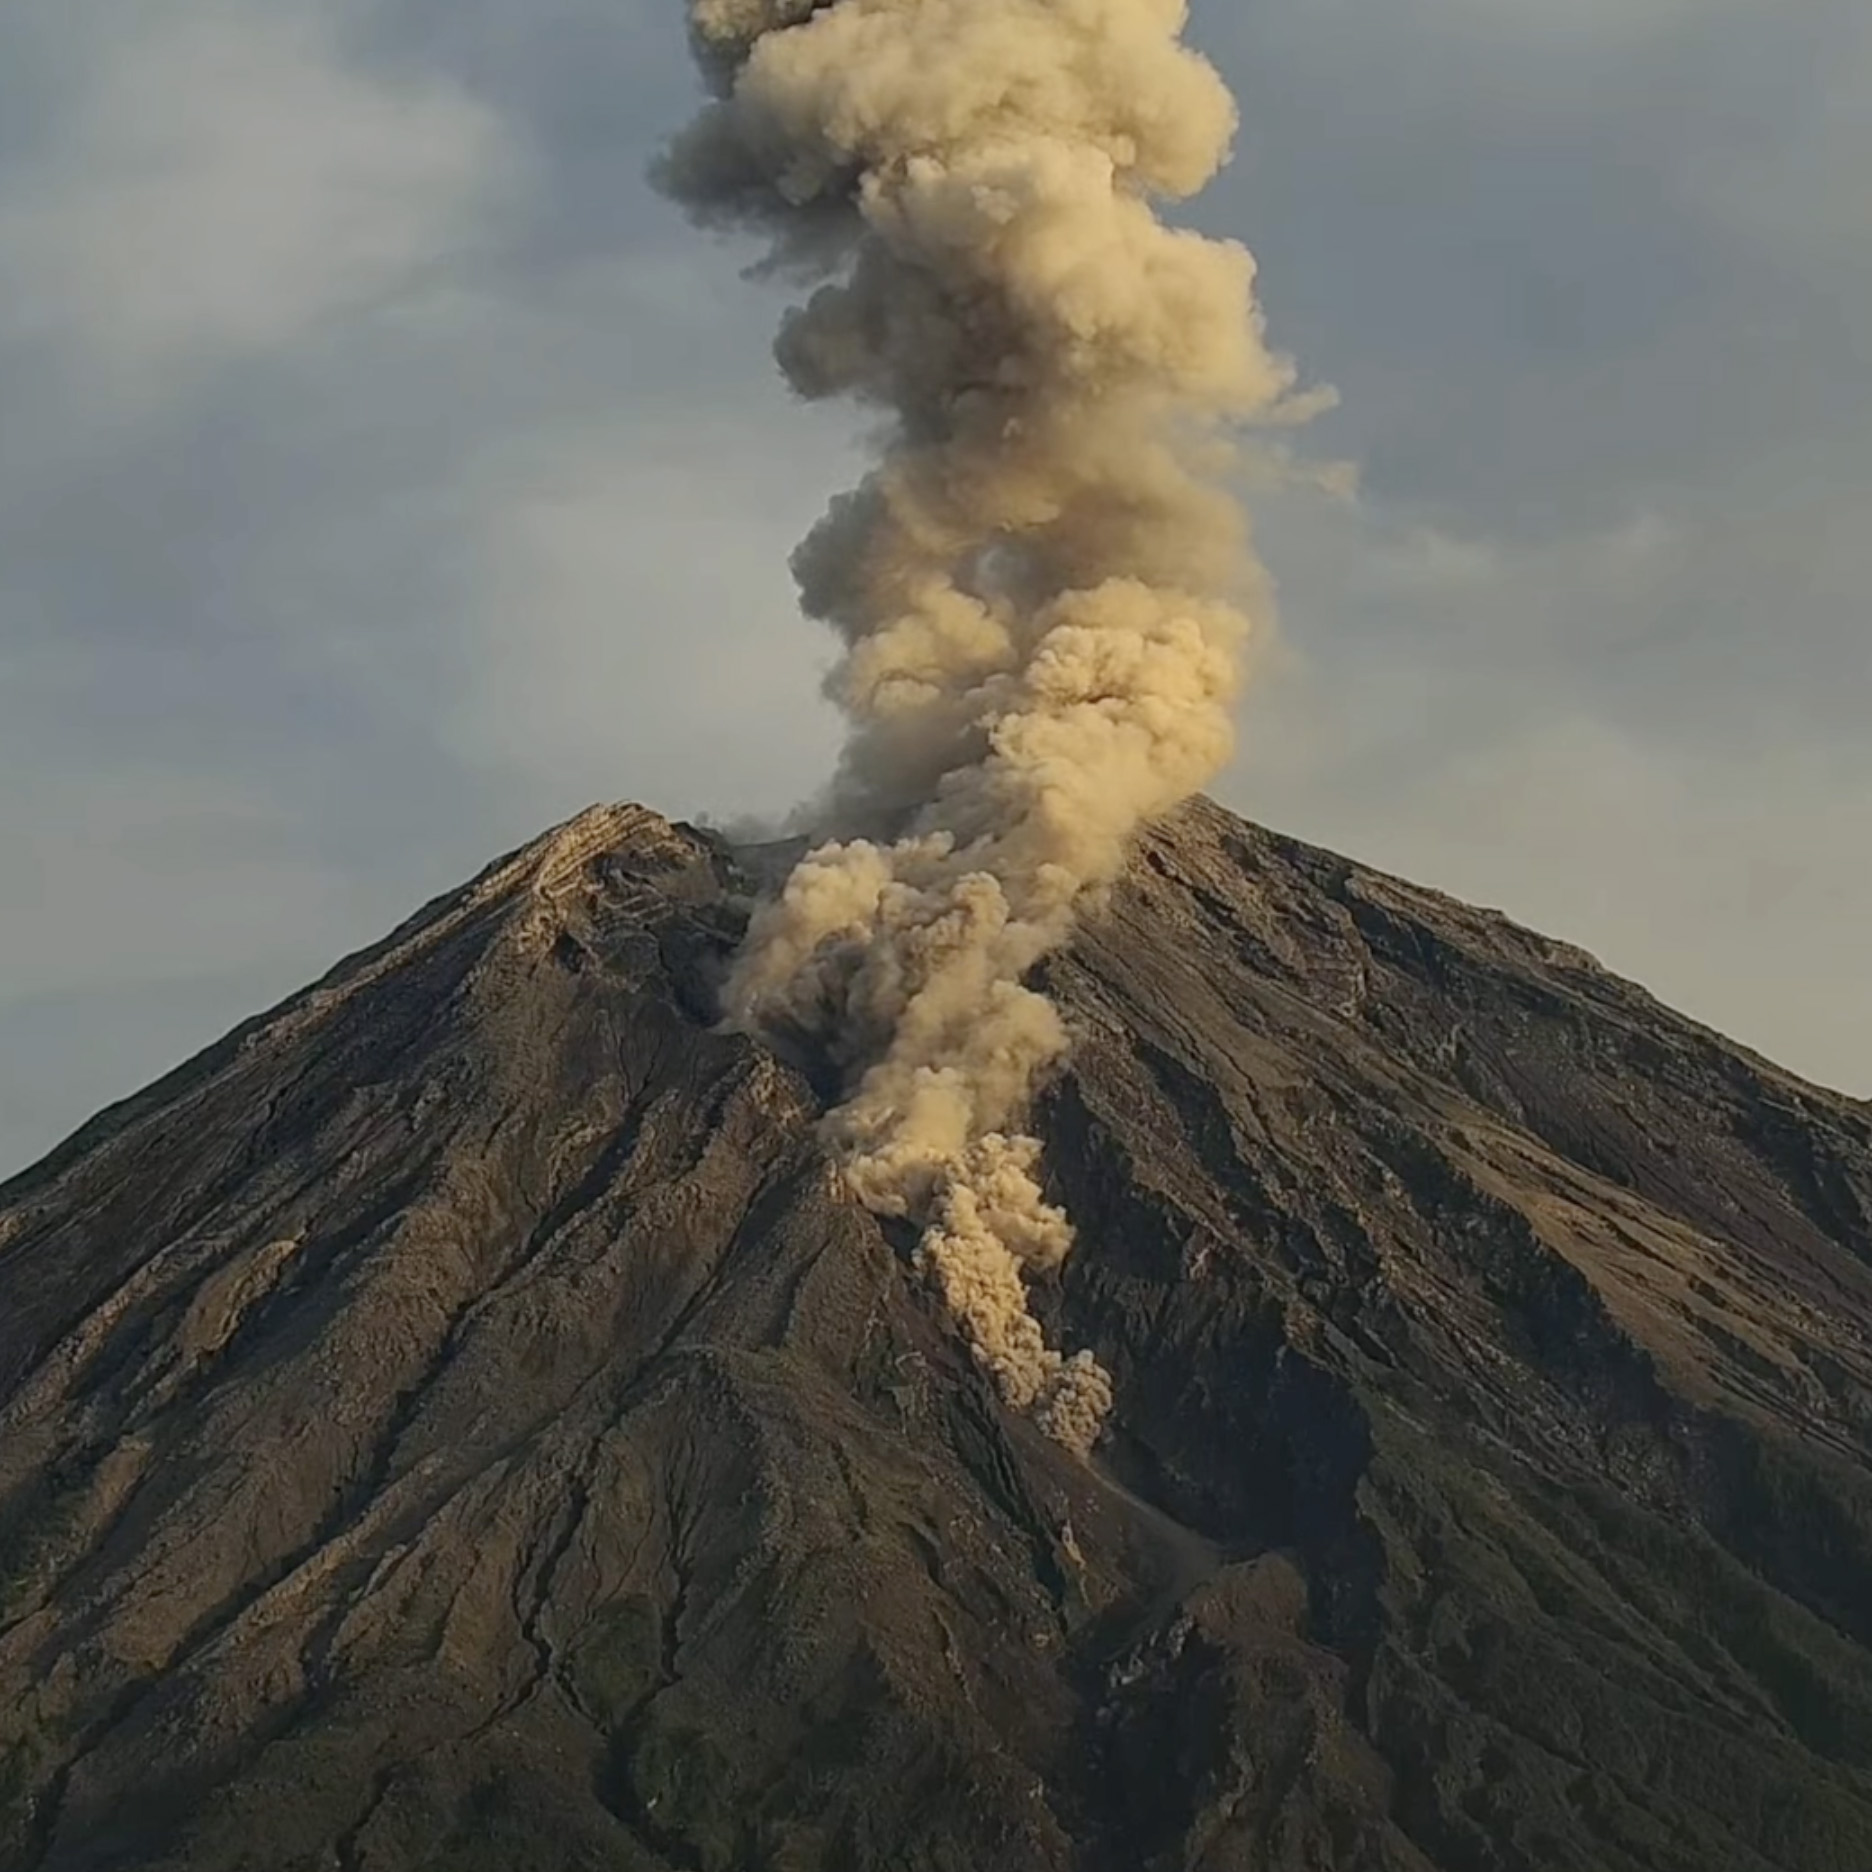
<box><xmin>661</xmin><ymin>0</ymin><xmax>1312</xmax><ymax>1451</ymax></box>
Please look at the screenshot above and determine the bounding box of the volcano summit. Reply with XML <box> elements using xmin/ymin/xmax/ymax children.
<box><xmin>2</xmin><ymin>797</ymin><xmax>1870</xmax><ymax>1872</ymax></box>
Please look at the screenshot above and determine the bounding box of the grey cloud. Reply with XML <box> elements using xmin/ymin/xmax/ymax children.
<box><xmin>1201</xmin><ymin>0</ymin><xmax>1872</xmax><ymax>522</ymax></box>
<box><xmin>0</xmin><ymin>5</ymin><xmax>509</xmax><ymax>411</ymax></box>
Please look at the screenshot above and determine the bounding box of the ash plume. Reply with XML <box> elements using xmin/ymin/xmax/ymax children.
<box><xmin>661</xmin><ymin>0</ymin><xmax>1311</xmax><ymax>1452</ymax></box>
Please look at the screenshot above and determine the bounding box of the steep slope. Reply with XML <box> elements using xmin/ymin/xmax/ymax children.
<box><xmin>1</xmin><ymin>798</ymin><xmax>1869</xmax><ymax>1872</ymax></box>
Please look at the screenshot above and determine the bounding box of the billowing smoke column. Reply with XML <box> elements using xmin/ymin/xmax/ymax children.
<box><xmin>661</xmin><ymin>0</ymin><xmax>1306</xmax><ymax>1453</ymax></box>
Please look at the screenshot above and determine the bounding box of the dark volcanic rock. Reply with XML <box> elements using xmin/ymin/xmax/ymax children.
<box><xmin>2</xmin><ymin>797</ymin><xmax>1869</xmax><ymax>1872</ymax></box>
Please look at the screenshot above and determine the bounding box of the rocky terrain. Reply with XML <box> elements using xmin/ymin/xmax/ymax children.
<box><xmin>2</xmin><ymin>796</ymin><xmax>1870</xmax><ymax>1872</ymax></box>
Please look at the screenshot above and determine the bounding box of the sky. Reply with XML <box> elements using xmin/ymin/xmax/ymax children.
<box><xmin>0</xmin><ymin>0</ymin><xmax>1866</xmax><ymax>1177</ymax></box>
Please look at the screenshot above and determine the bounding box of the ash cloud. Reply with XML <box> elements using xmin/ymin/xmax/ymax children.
<box><xmin>660</xmin><ymin>0</ymin><xmax>1311</xmax><ymax>1450</ymax></box>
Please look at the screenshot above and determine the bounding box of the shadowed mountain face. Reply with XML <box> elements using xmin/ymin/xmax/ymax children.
<box><xmin>2</xmin><ymin>797</ymin><xmax>1871</xmax><ymax>1872</ymax></box>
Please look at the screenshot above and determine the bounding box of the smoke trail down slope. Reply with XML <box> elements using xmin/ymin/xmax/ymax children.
<box><xmin>662</xmin><ymin>0</ymin><xmax>1309</xmax><ymax>1451</ymax></box>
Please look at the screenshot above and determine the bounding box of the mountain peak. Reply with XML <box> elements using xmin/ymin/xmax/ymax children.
<box><xmin>3</xmin><ymin>795</ymin><xmax>1870</xmax><ymax>1871</ymax></box>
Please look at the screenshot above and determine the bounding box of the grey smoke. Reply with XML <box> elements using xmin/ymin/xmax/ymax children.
<box><xmin>661</xmin><ymin>0</ymin><xmax>1314</xmax><ymax>1450</ymax></box>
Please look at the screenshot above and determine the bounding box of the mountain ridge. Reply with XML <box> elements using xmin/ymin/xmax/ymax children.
<box><xmin>2</xmin><ymin>795</ymin><xmax>1869</xmax><ymax>1872</ymax></box>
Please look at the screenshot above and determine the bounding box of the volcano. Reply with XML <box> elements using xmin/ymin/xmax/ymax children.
<box><xmin>2</xmin><ymin>797</ymin><xmax>1870</xmax><ymax>1872</ymax></box>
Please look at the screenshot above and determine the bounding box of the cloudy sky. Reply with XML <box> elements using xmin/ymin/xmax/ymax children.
<box><xmin>1</xmin><ymin>0</ymin><xmax>1866</xmax><ymax>1176</ymax></box>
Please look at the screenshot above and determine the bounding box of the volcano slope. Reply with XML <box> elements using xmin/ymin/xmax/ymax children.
<box><xmin>2</xmin><ymin>798</ymin><xmax>1870</xmax><ymax>1872</ymax></box>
